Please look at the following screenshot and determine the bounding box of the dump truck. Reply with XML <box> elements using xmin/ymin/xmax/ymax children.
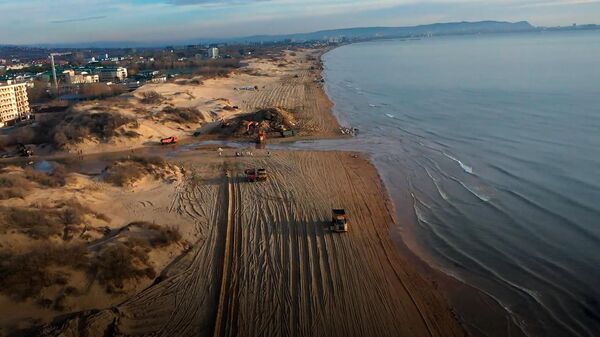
<box><xmin>245</xmin><ymin>168</ymin><xmax>267</xmax><ymax>182</ymax></box>
<box><xmin>330</xmin><ymin>209</ymin><xmax>348</xmax><ymax>232</ymax></box>
<box><xmin>160</xmin><ymin>136</ymin><xmax>178</xmax><ymax>145</ymax></box>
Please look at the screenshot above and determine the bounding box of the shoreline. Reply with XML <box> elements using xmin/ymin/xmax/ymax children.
<box><xmin>320</xmin><ymin>44</ymin><xmax>528</xmax><ymax>337</ymax></box>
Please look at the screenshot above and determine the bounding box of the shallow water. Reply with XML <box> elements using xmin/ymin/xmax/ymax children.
<box><xmin>311</xmin><ymin>31</ymin><xmax>600</xmax><ymax>337</ymax></box>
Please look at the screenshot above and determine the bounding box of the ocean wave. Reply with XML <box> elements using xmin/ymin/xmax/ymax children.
<box><xmin>424</xmin><ymin>167</ymin><xmax>449</xmax><ymax>201</ymax></box>
<box><xmin>458</xmin><ymin>181</ymin><xmax>492</xmax><ymax>202</ymax></box>
<box><xmin>385</xmin><ymin>113</ymin><xmax>395</xmax><ymax>119</ymax></box>
<box><xmin>443</xmin><ymin>152</ymin><xmax>473</xmax><ymax>174</ymax></box>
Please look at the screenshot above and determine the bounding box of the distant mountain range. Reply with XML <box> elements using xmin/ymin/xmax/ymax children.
<box><xmin>2</xmin><ymin>20</ymin><xmax>599</xmax><ymax>49</ymax></box>
<box><xmin>228</xmin><ymin>20</ymin><xmax>535</xmax><ymax>44</ymax></box>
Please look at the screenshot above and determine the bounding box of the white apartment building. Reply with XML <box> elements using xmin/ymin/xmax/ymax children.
<box><xmin>208</xmin><ymin>47</ymin><xmax>219</xmax><ymax>59</ymax></box>
<box><xmin>0</xmin><ymin>82</ymin><xmax>30</xmax><ymax>127</ymax></box>
<box><xmin>63</xmin><ymin>70</ymin><xmax>100</xmax><ymax>84</ymax></box>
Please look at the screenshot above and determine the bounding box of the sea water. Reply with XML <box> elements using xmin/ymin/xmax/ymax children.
<box><xmin>319</xmin><ymin>31</ymin><xmax>600</xmax><ymax>337</ymax></box>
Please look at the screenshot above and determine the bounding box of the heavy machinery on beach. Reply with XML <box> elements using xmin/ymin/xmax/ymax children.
<box><xmin>17</xmin><ymin>143</ymin><xmax>33</xmax><ymax>157</ymax></box>
<box><xmin>280</xmin><ymin>129</ymin><xmax>297</xmax><ymax>138</ymax></box>
<box><xmin>257</xmin><ymin>130</ymin><xmax>267</xmax><ymax>143</ymax></box>
<box><xmin>330</xmin><ymin>209</ymin><xmax>348</xmax><ymax>232</ymax></box>
<box><xmin>245</xmin><ymin>168</ymin><xmax>267</xmax><ymax>182</ymax></box>
<box><xmin>160</xmin><ymin>136</ymin><xmax>178</xmax><ymax>145</ymax></box>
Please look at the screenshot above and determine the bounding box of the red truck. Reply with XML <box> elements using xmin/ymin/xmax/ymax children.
<box><xmin>160</xmin><ymin>136</ymin><xmax>178</xmax><ymax>145</ymax></box>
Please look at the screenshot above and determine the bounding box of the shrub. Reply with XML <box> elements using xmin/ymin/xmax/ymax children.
<box><xmin>0</xmin><ymin>201</ymin><xmax>108</xmax><ymax>238</ymax></box>
<box><xmin>139</xmin><ymin>91</ymin><xmax>163</xmax><ymax>104</ymax></box>
<box><xmin>159</xmin><ymin>106</ymin><xmax>204</xmax><ymax>123</ymax></box>
<box><xmin>122</xmin><ymin>130</ymin><xmax>141</xmax><ymax>138</ymax></box>
<box><xmin>128</xmin><ymin>221</ymin><xmax>182</xmax><ymax>248</ymax></box>
<box><xmin>24</xmin><ymin>167</ymin><xmax>67</xmax><ymax>187</ymax></box>
<box><xmin>149</xmin><ymin>226</ymin><xmax>182</xmax><ymax>247</ymax></box>
<box><xmin>91</xmin><ymin>243</ymin><xmax>154</xmax><ymax>291</ymax></box>
<box><xmin>103</xmin><ymin>162</ymin><xmax>147</xmax><ymax>186</ymax></box>
<box><xmin>0</xmin><ymin>244</ymin><xmax>88</xmax><ymax>300</ymax></box>
<box><xmin>2</xmin><ymin>110</ymin><xmax>135</xmax><ymax>149</ymax></box>
<box><xmin>0</xmin><ymin>187</ymin><xmax>27</xmax><ymax>200</ymax></box>
<box><xmin>80</xmin><ymin>83</ymin><xmax>126</xmax><ymax>99</ymax></box>
<box><xmin>0</xmin><ymin>207</ymin><xmax>64</xmax><ymax>238</ymax></box>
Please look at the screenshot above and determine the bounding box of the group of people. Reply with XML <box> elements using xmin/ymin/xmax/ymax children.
<box><xmin>218</xmin><ymin>147</ymin><xmax>271</xmax><ymax>157</ymax></box>
<box><xmin>340</xmin><ymin>127</ymin><xmax>359</xmax><ymax>136</ymax></box>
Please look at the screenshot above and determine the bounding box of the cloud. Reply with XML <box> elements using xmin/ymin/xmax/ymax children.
<box><xmin>50</xmin><ymin>15</ymin><xmax>107</xmax><ymax>24</ymax></box>
<box><xmin>167</xmin><ymin>0</ymin><xmax>268</xmax><ymax>5</ymax></box>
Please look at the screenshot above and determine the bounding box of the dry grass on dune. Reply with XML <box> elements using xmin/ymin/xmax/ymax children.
<box><xmin>0</xmin><ymin>243</ymin><xmax>88</xmax><ymax>301</ymax></box>
<box><xmin>1</xmin><ymin>109</ymin><xmax>136</xmax><ymax>149</ymax></box>
<box><xmin>0</xmin><ymin>166</ymin><xmax>67</xmax><ymax>200</ymax></box>
<box><xmin>102</xmin><ymin>156</ymin><xmax>179</xmax><ymax>187</ymax></box>
<box><xmin>0</xmin><ymin>200</ymin><xmax>109</xmax><ymax>240</ymax></box>
<box><xmin>0</xmin><ymin>217</ymin><xmax>183</xmax><ymax>303</ymax></box>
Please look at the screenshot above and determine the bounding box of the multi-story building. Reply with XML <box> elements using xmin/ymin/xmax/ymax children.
<box><xmin>0</xmin><ymin>81</ymin><xmax>30</xmax><ymax>127</ymax></box>
<box><xmin>63</xmin><ymin>70</ymin><xmax>100</xmax><ymax>84</ymax></box>
<box><xmin>208</xmin><ymin>47</ymin><xmax>219</xmax><ymax>59</ymax></box>
<box><xmin>95</xmin><ymin>67</ymin><xmax>128</xmax><ymax>82</ymax></box>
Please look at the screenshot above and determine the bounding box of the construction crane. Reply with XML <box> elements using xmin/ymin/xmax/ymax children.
<box><xmin>49</xmin><ymin>52</ymin><xmax>71</xmax><ymax>95</ymax></box>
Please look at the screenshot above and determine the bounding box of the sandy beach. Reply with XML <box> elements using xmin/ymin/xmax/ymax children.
<box><xmin>56</xmin><ymin>48</ymin><xmax>340</xmax><ymax>156</ymax></box>
<box><xmin>0</xmin><ymin>48</ymin><xmax>465</xmax><ymax>337</ymax></box>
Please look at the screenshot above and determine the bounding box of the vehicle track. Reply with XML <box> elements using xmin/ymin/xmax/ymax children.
<box><xmin>34</xmin><ymin>152</ymin><xmax>462</xmax><ymax>337</ymax></box>
<box><xmin>114</xmin><ymin>165</ymin><xmax>228</xmax><ymax>337</ymax></box>
<box><xmin>211</xmin><ymin>152</ymin><xmax>463</xmax><ymax>337</ymax></box>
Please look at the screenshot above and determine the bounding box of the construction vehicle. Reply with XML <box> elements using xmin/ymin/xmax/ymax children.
<box><xmin>330</xmin><ymin>209</ymin><xmax>348</xmax><ymax>232</ymax></box>
<box><xmin>257</xmin><ymin>130</ymin><xmax>267</xmax><ymax>143</ymax></box>
<box><xmin>280</xmin><ymin>129</ymin><xmax>297</xmax><ymax>138</ymax></box>
<box><xmin>17</xmin><ymin>143</ymin><xmax>33</xmax><ymax>157</ymax></box>
<box><xmin>160</xmin><ymin>136</ymin><xmax>178</xmax><ymax>145</ymax></box>
<box><xmin>245</xmin><ymin>168</ymin><xmax>267</xmax><ymax>182</ymax></box>
<box><xmin>257</xmin><ymin>168</ymin><xmax>267</xmax><ymax>182</ymax></box>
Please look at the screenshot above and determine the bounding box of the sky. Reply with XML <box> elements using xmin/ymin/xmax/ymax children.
<box><xmin>1</xmin><ymin>0</ymin><xmax>599</xmax><ymax>45</ymax></box>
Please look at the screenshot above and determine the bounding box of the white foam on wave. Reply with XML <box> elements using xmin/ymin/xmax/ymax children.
<box><xmin>425</xmin><ymin>167</ymin><xmax>449</xmax><ymax>201</ymax></box>
<box><xmin>385</xmin><ymin>113</ymin><xmax>395</xmax><ymax>119</ymax></box>
<box><xmin>443</xmin><ymin>152</ymin><xmax>473</xmax><ymax>174</ymax></box>
<box><xmin>458</xmin><ymin>181</ymin><xmax>491</xmax><ymax>202</ymax></box>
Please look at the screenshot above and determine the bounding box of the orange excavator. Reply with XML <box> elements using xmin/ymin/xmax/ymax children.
<box><xmin>257</xmin><ymin>130</ymin><xmax>267</xmax><ymax>143</ymax></box>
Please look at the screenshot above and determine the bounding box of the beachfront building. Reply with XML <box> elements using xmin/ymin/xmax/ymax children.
<box><xmin>95</xmin><ymin>67</ymin><xmax>128</xmax><ymax>82</ymax></box>
<box><xmin>63</xmin><ymin>70</ymin><xmax>100</xmax><ymax>84</ymax></box>
<box><xmin>208</xmin><ymin>47</ymin><xmax>219</xmax><ymax>59</ymax></box>
<box><xmin>0</xmin><ymin>81</ymin><xmax>30</xmax><ymax>127</ymax></box>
